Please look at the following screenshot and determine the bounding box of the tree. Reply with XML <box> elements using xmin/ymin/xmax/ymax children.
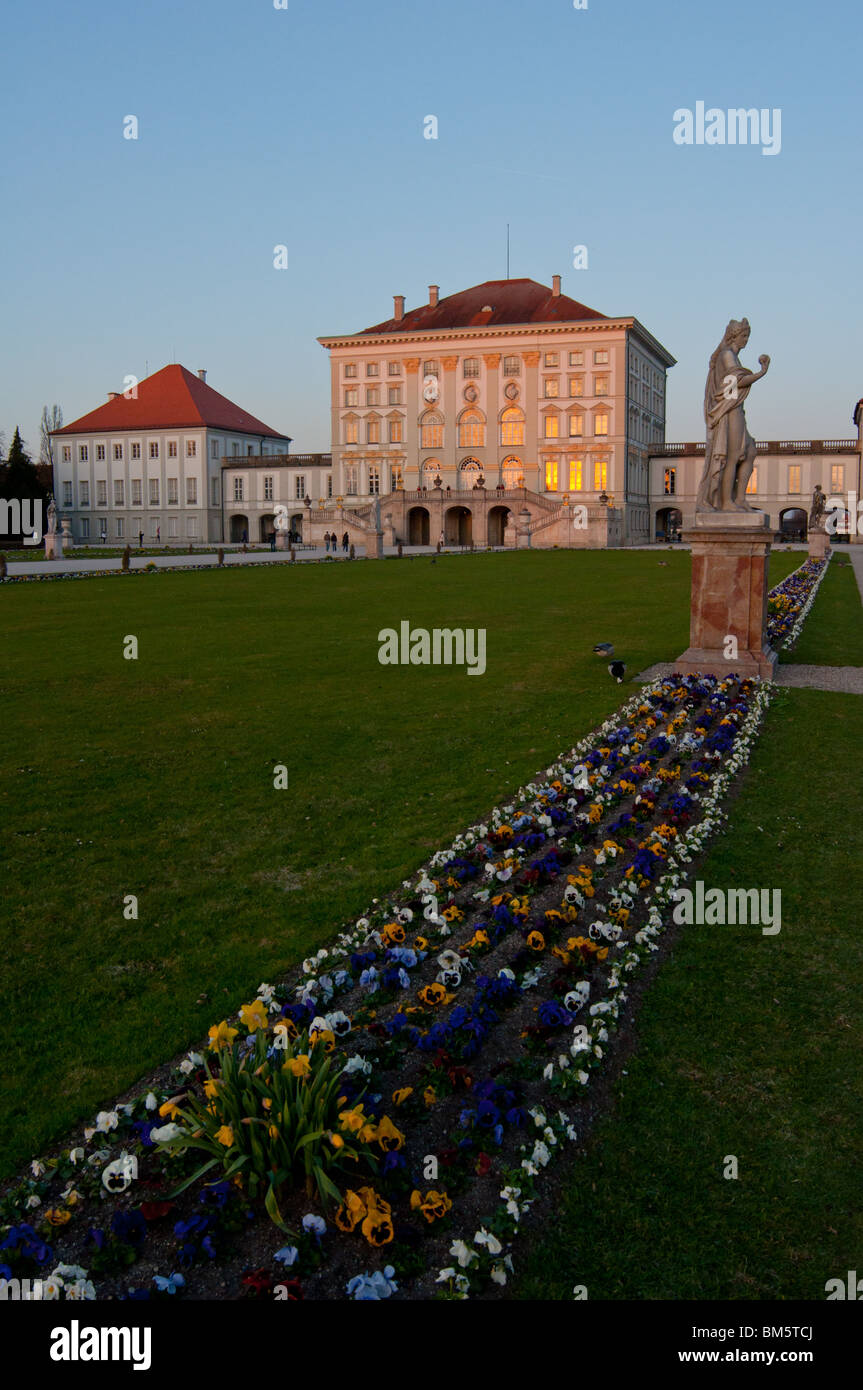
<box><xmin>0</xmin><ymin>428</ymin><xmax>49</xmax><ymax>546</ymax></box>
<box><xmin>39</xmin><ymin>404</ymin><xmax>62</xmax><ymax>494</ymax></box>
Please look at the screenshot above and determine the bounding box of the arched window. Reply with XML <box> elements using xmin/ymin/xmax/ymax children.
<box><xmin>501</xmin><ymin>456</ymin><xmax>522</xmax><ymax>487</ymax></box>
<box><xmin>500</xmin><ymin>407</ymin><xmax>524</xmax><ymax>446</ymax></box>
<box><xmin>460</xmin><ymin>458</ymin><xmax>481</xmax><ymax>476</ymax></box>
<box><xmin>421</xmin><ymin>411</ymin><xmax>444</xmax><ymax>449</ymax></box>
<box><xmin>458</xmin><ymin>408</ymin><xmax>486</xmax><ymax>448</ymax></box>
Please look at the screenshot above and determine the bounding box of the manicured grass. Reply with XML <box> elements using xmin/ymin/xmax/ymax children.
<box><xmin>1</xmin><ymin>547</ymin><xmax>712</xmax><ymax>1176</ymax></box>
<box><xmin>780</xmin><ymin>556</ymin><xmax>863</xmax><ymax>665</ymax></box>
<box><xmin>514</xmin><ymin>682</ymin><xmax>863</xmax><ymax>1300</ymax></box>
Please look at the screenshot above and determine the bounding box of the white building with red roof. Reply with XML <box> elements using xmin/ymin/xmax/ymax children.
<box><xmin>51</xmin><ymin>365</ymin><xmax>307</xmax><ymax>545</ymax></box>
<box><xmin>318</xmin><ymin>275</ymin><xmax>676</xmax><ymax>545</ymax></box>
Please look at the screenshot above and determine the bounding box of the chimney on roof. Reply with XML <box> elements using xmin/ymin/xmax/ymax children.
<box><xmin>108</xmin><ymin>391</ymin><xmax>120</xmax><ymax>399</ymax></box>
<box><xmin>393</xmin><ymin>294</ymin><xmax>405</xmax><ymax>322</ymax></box>
<box><xmin>552</xmin><ymin>274</ymin><xmax>561</xmax><ymax>297</ymax></box>
<box><xmin>429</xmin><ymin>284</ymin><xmax>439</xmax><ymax>307</ymax></box>
<box><xmin>197</xmin><ymin>369</ymin><xmax>207</xmax><ymax>382</ymax></box>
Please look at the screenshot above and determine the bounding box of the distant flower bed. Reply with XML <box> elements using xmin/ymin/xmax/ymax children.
<box><xmin>766</xmin><ymin>554</ymin><xmax>830</xmax><ymax>650</ymax></box>
<box><xmin>0</xmin><ymin>557</ymin><xmax>826</xmax><ymax>1300</ymax></box>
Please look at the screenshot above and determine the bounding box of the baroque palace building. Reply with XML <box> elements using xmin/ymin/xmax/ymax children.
<box><xmin>316</xmin><ymin>276</ymin><xmax>676</xmax><ymax>546</ymax></box>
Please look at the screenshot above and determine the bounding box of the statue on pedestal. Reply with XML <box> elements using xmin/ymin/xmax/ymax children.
<box><xmin>808</xmin><ymin>484</ymin><xmax>826</xmax><ymax>531</ymax></box>
<box><xmin>47</xmin><ymin>496</ymin><xmax>58</xmax><ymax>534</ymax></box>
<box><xmin>696</xmin><ymin>318</ymin><xmax>770</xmax><ymax>512</ymax></box>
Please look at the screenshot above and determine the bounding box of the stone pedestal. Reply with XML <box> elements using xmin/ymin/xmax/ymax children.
<box><xmin>275</xmin><ymin>531</ymin><xmax>289</xmax><ymax>551</ymax></box>
<box><xmin>808</xmin><ymin>528</ymin><xmax>829</xmax><ymax>559</ymax></box>
<box><xmin>676</xmin><ymin>512</ymin><xmax>777</xmax><ymax>680</ymax></box>
<box><xmin>365</xmin><ymin>529</ymin><xmax>384</xmax><ymax>559</ymax></box>
<box><xmin>45</xmin><ymin>533</ymin><xmax>61</xmax><ymax>558</ymax></box>
<box><xmin>60</xmin><ymin>519</ymin><xmax>73</xmax><ymax>551</ymax></box>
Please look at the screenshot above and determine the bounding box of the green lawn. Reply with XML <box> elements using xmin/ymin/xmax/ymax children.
<box><xmin>779</xmin><ymin>555</ymin><xmax>863</xmax><ymax>665</ymax></box>
<box><xmin>0</xmin><ymin>547</ymin><xmax>717</xmax><ymax>1176</ymax></box>
<box><xmin>515</xmin><ymin>625</ymin><xmax>863</xmax><ymax>1296</ymax></box>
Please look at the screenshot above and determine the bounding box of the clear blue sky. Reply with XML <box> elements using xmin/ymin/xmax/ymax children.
<box><xmin>1</xmin><ymin>0</ymin><xmax>860</xmax><ymax>456</ymax></box>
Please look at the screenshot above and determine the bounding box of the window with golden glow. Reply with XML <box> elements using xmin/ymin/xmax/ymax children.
<box><xmin>343</xmin><ymin>417</ymin><xmax>358</xmax><ymax>444</ymax></box>
<box><xmin>501</xmin><ymin>456</ymin><xmax>522</xmax><ymax>486</ymax></box>
<box><xmin>458</xmin><ymin>408</ymin><xmax>486</xmax><ymax>448</ymax></box>
<box><xmin>544</xmin><ymin>378</ymin><xmax>559</xmax><ymax>398</ymax></box>
<box><xmin>569</xmin><ymin>413</ymin><xmax>583</xmax><ymax>437</ymax></box>
<box><xmin>664</xmin><ymin>467</ymin><xmax>676</xmax><ymax>495</ymax></box>
<box><xmin>389</xmin><ymin>418</ymin><xmax>403</xmax><ymax>444</ymax></box>
<box><xmin>746</xmin><ymin>467</ymin><xmax>758</xmax><ymax>495</ymax></box>
<box><xmin>569</xmin><ymin>458</ymin><xmax>583</xmax><ymax>491</ymax></box>
<box><xmin>569</xmin><ymin>351</ymin><xmax>583</xmax><ymax>366</ymax></box>
<box><xmin>569</xmin><ymin>376</ymin><xmax>584</xmax><ymax>396</ymax></box>
<box><xmin>421</xmin><ymin>411</ymin><xmax>443</xmax><ymax>449</ymax></box>
<box><xmin>366</xmin><ymin>388</ymin><xmax>379</xmax><ymax>406</ymax></box>
<box><xmin>366</xmin><ymin>416</ymin><xmax>380</xmax><ymax>444</ymax></box>
<box><xmin>344</xmin><ymin>388</ymin><xmax>358</xmax><ymax>406</ymax></box>
<box><xmin>831</xmin><ymin>464</ymin><xmax>844</xmax><ymax>492</ymax></box>
<box><xmin>594</xmin><ymin>460</ymin><xmax>608</xmax><ymax>490</ymax></box>
<box><xmin>594</xmin><ymin>375</ymin><xmax>609</xmax><ymax>396</ymax></box>
<box><xmin>500</xmin><ymin>407</ymin><xmax>525</xmax><ymax>446</ymax></box>
<box><xmin>463</xmin><ymin>358</ymin><xmax>480</xmax><ymax>378</ymax></box>
<box><xmin>368</xmin><ymin>466</ymin><xmax>380</xmax><ymax>494</ymax></box>
<box><xmin>545</xmin><ymin>459</ymin><xmax>559</xmax><ymax>490</ymax></box>
<box><xmin>502</xmin><ymin>356</ymin><xmax>521</xmax><ymax>377</ymax></box>
<box><xmin>788</xmin><ymin>465</ymin><xmax>801</xmax><ymax>494</ymax></box>
<box><xmin>594</xmin><ymin>412</ymin><xmax>609</xmax><ymax>436</ymax></box>
<box><xmin>544</xmin><ymin>352</ymin><xmax>559</xmax><ymax>367</ymax></box>
<box><xmin>544</xmin><ymin>414</ymin><xmax>560</xmax><ymax>439</ymax></box>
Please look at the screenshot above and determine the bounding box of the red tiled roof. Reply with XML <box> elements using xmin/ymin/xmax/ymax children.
<box><xmin>54</xmin><ymin>365</ymin><xmax>289</xmax><ymax>439</ymax></box>
<box><xmin>358</xmin><ymin>278</ymin><xmax>606</xmax><ymax>335</ymax></box>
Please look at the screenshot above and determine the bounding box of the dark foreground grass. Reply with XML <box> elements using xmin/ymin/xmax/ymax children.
<box><xmin>514</xmin><ymin>685</ymin><xmax>863</xmax><ymax>1300</ymax></box>
<box><xmin>1</xmin><ymin>546</ymin><xmax>726</xmax><ymax>1177</ymax></box>
<box><xmin>780</xmin><ymin>555</ymin><xmax>863</xmax><ymax>665</ymax></box>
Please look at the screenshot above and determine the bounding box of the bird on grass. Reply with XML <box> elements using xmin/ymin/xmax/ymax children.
<box><xmin>593</xmin><ymin>642</ymin><xmax>614</xmax><ymax>657</ymax></box>
<box><xmin>608</xmin><ymin>661</ymin><xmax>627</xmax><ymax>683</ymax></box>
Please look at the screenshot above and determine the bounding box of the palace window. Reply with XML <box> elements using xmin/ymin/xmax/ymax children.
<box><xmin>96</xmin><ymin>481</ymin><xmax>107</xmax><ymax>506</ymax></box>
<box><xmin>345</xmin><ymin>465</ymin><xmax>358</xmax><ymax>495</ymax></box>
<box><xmin>131</xmin><ymin>442</ymin><xmax>141</xmax><ymax>459</ymax></box>
<box><xmin>545</xmin><ymin>459</ymin><xmax>559</xmax><ymax>490</ymax></box>
<box><xmin>149</xmin><ymin>479</ymin><xmax>160</xmax><ymax>504</ymax></box>
<box><xmin>388</xmin><ymin>387</ymin><xmax>401</xmax><ymax>405</ymax></box>
<box><xmin>345</xmin><ymin>388</ymin><xmax>358</xmax><ymax>406</ymax></box>
<box><xmin>368</xmin><ymin>465</ymin><xmax>380</xmax><ymax>494</ymax></box>
<box><xmin>569</xmin><ymin>458</ymin><xmax>583</xmax><ymax>491</ymax></box>
<box><xmin>343</xmin><ymin>416</ymin><xmax>359</xmax><ymax>445</ymax></box>
<box><xmin>327</xmin><ymin>475</ymin><xmax>333</xmax><ymax>498</ymax></box>
<box><xmin>344</xmin><ymin>363</ymin><xmax>357</xmax><ymax>377</ymax></box>
<box><xmin>112</xmin><ymin>443</ymin><xmax>122</xmax><ymax>461</ymax></box>
<box><xmin>831</xmin><ymin>464</ymin><xmax>844</xmax><ymax>492</ymax></box>
<box><xmin>97</xmin><ymin>444</ymin><xmax>106</xmax><ymax>461</ymax></box>
<box><xmin>149</xmin><ymin>442</ymin><xmax>159</xmax><ymax>459</ymax></box>
<box><xmin>500</xmin><ymin>407</ymin><xmax>524</xmax><ymax>446</ymax></box>
<box><xmin>390</xmin><ymin>467</ymin><xmax>403</xmax><ymax>491</ymax></box>
<box><xmin>62</xmin><ymin>445</ymin><xmax>71</xmax><ymax>462</ymax></box>
<box><xmin>421</xmin><ymin>411</ymin><xmax>444</xmax><ymax>449</ymax></box>
<box><xmin>211</xmin><ymin>478</ymin><xmax>220</xmax><ymax>505</ymax></box>
<box><xmin>80</xmin><ymin>517</ymin><xmax>90</xmax><ymax>539</ymax></box>
<box><xmin>389</xmin><ymin>417</ymin><xmax>403</xmax><ymax>444</ymax></box>
<box><xmin>423</xmin><ymin>360</ymin><xmax>438</xmax><ymax>376</ymax></box>
<box><xmin>458</xmin><ymin>408</ymin><xmax>485</xmax><ymax>449</ymax></box>
<box><xmin>295</xmin><ymin>476</ymin><xmax>306</xmax><ymax>499</ymax></box>
<box><xmin>502</xmin><ymin>456</ymin><xmax>522</xmax><ymax>487</ymax></box>
<box><xmin>168</xmin><ymin>478</ymin><xmax>178</xmax><ymax>504</ymax></box>
<box><xmin>569</xmin><ymin>376</ymin><xmax>584</xmax><ymax>396</ymax></box>
<box><xmin>187</xmin><ymin>516</ymin><xmax>199</xmax><ymax>537</ymax></box>
<box><xmin>186</xmin><ymin>440</ymin><xmax>197</xmax><ymax>457</ymax></box>
<box><xmin>544</xmin><ymin>414</ymin><xmax>560</xmax><ymax>439</ymax></box>
<box><xmin>79</xmin><ymin>481</ymin><xmax>90</xmax><ymax>506</ymax></box>
<box><xmin>233</xmin><ymin>478</ymin><xmax>244</xmax><ymax>501</ymax></box>
<box><xmin>594</xmin><ymin>375</ymin><xmax>609</xmax><ymax>396</ymax></box>
<box><xmin>502</xmin><ymin>356</ymin><xmax>520</xmax><ymax>377</ymax></box>
<box><xmin>366</xmin><ymin>388</ymin><xmax>379</xmax><ymax>406</ymax></box>
<box><xmin>366</xmin><ymin>362</ymin><xmax>379</xmax><ymax>377</ymax></box>
<box><xmin>593</xmin><ymin>460</ymin><xmax>608</xmax><ymax>491</ymax></box>
<box><xmin>187</xmin><ymin>477</ymin><xmax>198</xmax><ymax>504</ymax></box>
<box><xmin>263</xmin><ymin>475</ymin><xmax>273</xmax><ymax>501</ymax></box>
<box><xmin>463</xmin><ymin>358</ymin><xmax>480</xmax><ymax>378</ymax></box>
<box><xmin>114</xmin><ymin>480</ymin><xmax>124</xmax><ymax>506</ymax></box>
<box><xmin>79</xmin><ymin>445</ymin><xmax>88</xmax><ymax>462</ymax></box>
<box><xmin>594</xmin><ymin>412</ymin><xmax>609</xmax><ymax>436</ymax></box>
<box><xmin>746</xmin><ymin>467</ymin><xmax>758</xmax><ymax>495</ymax></box>
<box><xmin>788</xmin><ymin>465</ymin><xmax>801</xmax><ymax>494</ymax></box>
<box><xmin>594</xmin><ymin>350</ymin><xmax>609</xmax><ymax>364</ymax></box>
<box><xmin>116</xmin><ymin>518</ymin><xmax>124</xmax><ymax>537</ymax></box>
<box><xmin>366</xmin><ymin>416</ymin><xmax>381</xmax><ymax>444</ymax></box>
<box><xmin>544</xmin><ymin>378</ymin><xmax>559</xmax><ymax>398</ymax></box>
<box><xmin>569</xmin><ymin>412</ymin><xmax>584</xmax><ymax>437</ymax></box>
<box><xmin>664</xmin><ymin>467</ymin><xmax>676</xmax><ymax>496</ymax></box>
<box><xmin>168</xmin><ymin>518</ymin><xmax>178</xmax><ymax>538</ymax></box>
<box><xmin>62</xmin><ymin>481</ymin><xmax>73</xmax><ymax>506</ymax></box>
<box><xmin>387</xmin><ymin>361</ymin><xmax>401</xmax><ymax>376</ymax></box>
<box><xmin>131</xmin><ymin>479</ymin><xmax>142</xmax><ymax>505</ymax></box>
<box><xmin>569</xmin><ymin>351</ymin><xmax>583</xmax><ymax>366</ymax></box>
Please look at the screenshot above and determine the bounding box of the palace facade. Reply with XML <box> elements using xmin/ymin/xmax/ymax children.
<box><xmin>317</xmin><ymin>276</ymin><xmax>676</xmax><ymax>546</ymax></box>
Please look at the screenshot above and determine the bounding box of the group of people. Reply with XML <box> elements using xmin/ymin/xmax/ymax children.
<box><xmin>323</xmin><ymin>531</ymin><xmax>350</xmax><ymax>553</ymax></box>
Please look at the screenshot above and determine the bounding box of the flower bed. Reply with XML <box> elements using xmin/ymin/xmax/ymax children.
<box><xmin>0</xmin><ymin>556</ymin><xmax>828</xmax><ymax>1301</ymax></box>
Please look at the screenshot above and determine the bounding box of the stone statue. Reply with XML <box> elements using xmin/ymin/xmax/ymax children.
<box><xmin>47</xmin><ymin>496</ymin><xmax>58</xmax><ymax>534</ymax></box>
<box><xmin>696</xmin><ymin>318</ymin><xmax>770</xmax><ymax>512</ymax></box>
<box><xmin>809</xmin><ymin>484</ymin><xmax>826</xmax><ymax>530</ymax></box>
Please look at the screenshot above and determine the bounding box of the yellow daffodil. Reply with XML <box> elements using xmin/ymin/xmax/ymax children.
<box><xmin>158</xmin><ymin>1099</ymin><xmax>183</xmax><ymax>1120</ymax></box>
<box><xmin>215</xmin><ymin>1125</ymin><xmax>234</xmax><ymax>1147</ymax></box>
<box><xmin>207</xmin><ymin>1020</ymin><xmax>238</xmax><ymax>1053</ymax></box>
<box><xmin>392</xmin><ymin>1087</ymin><xmax>414</xmax><ymax>1106</ymax></box>
<box><xmin>284</xmin><ymin>1054</ymin><xmax>312</xmax><ymax>1079</ymax></box>
<box><xmin>239</xmin><ymin>999</ymin><xmax>269</xmax><ymax>1033</ymax></box>
<box><xmin>203</xmin><ymin>1078</ymin><xmax>220</xmax><ymax>1100</ymax></box>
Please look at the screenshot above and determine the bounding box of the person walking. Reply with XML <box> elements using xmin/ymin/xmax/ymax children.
<box><xmin>324</xmin><ymin>530</ymin><xmax>330</xmax><ymax>552</ymax></box>
<box><xmin>156</xmin><ymin>525</ymin><xmax>160</xmax><ymax>545</ymax></box>
<box><xmin>138</xmin><ymin>530</ymin><xmax>143</xmax><ymax>549</ymax></box>
<box><xmin>342</xmin><ymin>531</ymin><xmax>349</xmax><ymax>553</ymax></box>
<box><xmin>439</xmin><ymin>530</ymin><xmax>445</xmax><ymax>548</ymax></box>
